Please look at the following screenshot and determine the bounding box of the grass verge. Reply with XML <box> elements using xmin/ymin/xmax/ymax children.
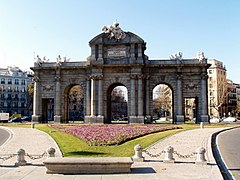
<box><xmin>36</xmin><ymin>124</ymin><xmax>184</xmax><ymax>157</ymax></box>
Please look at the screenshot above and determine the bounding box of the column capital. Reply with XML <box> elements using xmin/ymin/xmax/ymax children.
<box><xmin>87</xmin><ymin>74</ymin><xmax>103</xmax><ymax>80</ymax></box>
<box><xmin>145</xmin><ymin>75</ymin><xmax>150</xmax><ymax>80</ymax></box>
<box><xmin>97</xmin><ymin>75</ymin><xmax>103</xmax><ymax>80</ymax></box>
<box><xmin>55</xmin><ymin>76</ymin><xmax>61</xmax><ymax>82</ymax></box>
<box><xmin>137</xmin><ymin>75</ymin><xmax>145</xmax><ymax>80</ymax></box>
<box><xmin>32</xmin><ymin>76</ymin><xmax>40</xmax><ymax>82</ymax></box>
<box><xmin>176</xmin><ymin>74</ymin><xmax>183</xmax><ymax>80</ymax></box>
<box><xmin>130</xmin><ymin>74</ymin><xmax>137</xmax><ymax>79</ymax></box>
<box><xmin>201</xmin><ymin>74</ymin><xmax>208</xmax><ymax>80</ymax></box>
<box><xmin>90</xmin><ymin>75</ymin><xmax>98</xmax><ymax>80</ymax></box>
<box><xmin>86</xmin><ymin>76</ymin><xmax>91</xmax><ymax>81</ymax></box>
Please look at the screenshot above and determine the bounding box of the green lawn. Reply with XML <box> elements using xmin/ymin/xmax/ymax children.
<box><xmin>36</xmin><ymin>124</ymin><xmax>184</xmax><ymax>157</ymax></box>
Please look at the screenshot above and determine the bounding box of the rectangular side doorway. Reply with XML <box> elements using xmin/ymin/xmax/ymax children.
<box><xmin>42</xmin><ymin>98</ymin><xmax>54</xmax><ymax>123</ymax></box>
<box><xmin>184</xmin><ymin>97</ymin><xmax>197</xmax><ymax>123</ymax></box>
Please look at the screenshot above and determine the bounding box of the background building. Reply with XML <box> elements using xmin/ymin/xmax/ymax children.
<box><xmin>0</xmin><ymin>66</ymin><xmax>33</xmax><ymax>116</ymax></box>
<box><xmin>228</xmin><ymin>82</ymin><xmax>239</xmax><ymax>116</ymax></box>
<box><xmin>207</xmin><ymin>59</ymin><xmax>227</xmax><ymax>118</ymax></box>
<box><xmin>236</xmin><ymin>83</ymin><xmax>240</xmax><ymax>117</ymax></box>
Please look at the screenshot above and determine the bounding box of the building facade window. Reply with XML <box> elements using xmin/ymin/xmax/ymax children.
<box><xmin>21</xmin><ymin>80</ymin><xmax>25</xmax><ymax>85</ymax></box>
<box><xmin>8</xmin><ymin>79</ymin><xmax>12</xmax><ymax>84</ymax></box>
<box><xmin>21</xmin><ymin>87</ymin><xmax>26</xmax><ymax>92</ymax></box>
<box><xmin>15</xmin><ymin>79</ymin><xmax>19</xmax><ymax>85</ymax></box>
<box><xmin>1</xmin><ymin>78</ymin><xmax>5</xmax><ymax>84</ymax></box>
<box><xmin>7</xmin><ymin>86</ymin><xmax>12</xmax><ymax>92</ymax></box>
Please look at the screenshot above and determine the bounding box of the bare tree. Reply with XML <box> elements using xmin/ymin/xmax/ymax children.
<box><xmin>237</xmin><ymin>95</ymin><xmax>240</xmax><ymax>115</ymax></box>
<box><xmin>111</xmin><ymin>86</ymin><xmax>128</xmax><ymax>120</ymax></box>
<box><xmin>153</xmin><ymin>85</ymin><xmax>172</xmax><ymax>117</ymax></box>
<box><xmin>27</xmin><ymin>82</ymin><xmax>34</xmax><ymax>115</ymax></box>
<box><xmin>209</xmin><ymin>79</ymin><xmax>232</xmax><ymax>117</ymax></box>
<box><xmin>68</xmin><ymin>85</ymin><xmax>84</xmax><ymax>121</ymax></box>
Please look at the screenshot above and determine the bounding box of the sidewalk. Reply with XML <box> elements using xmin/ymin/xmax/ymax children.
<box><xmin>0</xmin><ymin>126</ymin><xmax>225</xmax><ymax>180</ymax></box>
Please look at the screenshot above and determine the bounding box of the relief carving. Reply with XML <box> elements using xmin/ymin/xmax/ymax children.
<box><xmin>42</xmin><ymin>84</ymin><xmax>53</xmax><ymax>92</ymax></box>
<box><xmin>185</xmin><ymin>81</ymin><xmax>198</xmax><ymax>90</ymax></box>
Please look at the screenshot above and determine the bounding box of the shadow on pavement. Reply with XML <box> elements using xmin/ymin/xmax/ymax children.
<box><xmin>131</xmin><ymin>167</ymin><xmax>156</xmax><ymax>174</ymax></box>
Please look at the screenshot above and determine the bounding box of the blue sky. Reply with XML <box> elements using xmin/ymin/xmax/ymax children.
<box><xmin>0</xmin><ymin>0</ymin><xmax>239</xmax><ymax>82</ymax></box>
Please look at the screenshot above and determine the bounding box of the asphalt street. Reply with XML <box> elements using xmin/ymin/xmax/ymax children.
<box><xmin>218</xmin><ymin>127</ymin><xmax>240</xmax><ymax>180</ymax></box>
<box><xmin>0</xmin><ymin>127</ymin><xmax>10</xmax><ymax>146</ymax></box>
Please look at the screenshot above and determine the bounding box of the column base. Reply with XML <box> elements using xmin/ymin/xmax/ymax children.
<box><xmin>132</xmin><ymin>156</ymin><xmax>145</xmax><ymax>162</ymax></box>
<box><xmin>175</xmin><ymin>115</ymin><xmax>185</xmax><ymax>124</ymax></box>
<box><xmin>129</xmin><ymin>116</ymin><xmax>144</xmax><ymax>124</ymax></box>
<box><xmin>85</xmin><ymin>116</ymin><xmax>104</xmax><ymax>124</ymax></box>
<box><xmin>200</xmin><ymin>115</ymin><xmax>209</xmax><ymax>124</ymax></box>
<box><xmin>54</xmin><ymin>115</ymin><xmax>62</xmax><ymax>123</ymax></box>
<box><xmin>31</xmin><ymin>115</ymin><xmax>41</xmax><ymax>123</ymax></box>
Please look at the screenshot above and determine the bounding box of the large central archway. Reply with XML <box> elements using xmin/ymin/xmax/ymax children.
<box><xmin>106</xmin><ymin>83</ymin><xmax>128</xmax><ymax>124</ymax></box>
<box><xmin>152</xmin><ymin>84</ymin><xmax>173</xmax><ymax>123</ymax></box>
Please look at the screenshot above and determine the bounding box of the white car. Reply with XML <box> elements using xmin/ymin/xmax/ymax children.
<box><xmin>210</xmin><ymin>118</ymin><xmax>220</xmax><ymax>123</ymax></box>
<box><xmin>222</xmin><ymin>117</ymin><xmax>236</xmax><ymax>122</ymax></box>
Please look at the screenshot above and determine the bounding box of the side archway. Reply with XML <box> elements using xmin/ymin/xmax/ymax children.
<box><xmin>63</xmin><ymin>84</ymin><xmax>84</xmax><ymax>123</ymax></box>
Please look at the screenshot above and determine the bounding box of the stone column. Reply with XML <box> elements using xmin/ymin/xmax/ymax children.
<box><xmin>130</xmin><ymin>75</ymin><xmax>137</xmax><ymax>122</ymax></box>
<box><xmin>145</xmin><ymin>76</ymin><xmax>150</xmax><ymax>116</ymax></box>
<box><xmin>137</xmin><ymin>44</ymin><xmax>142</xmax><ymax>58</ymax></box>
<box><xmin>98</xmin><ymin>75</ymin><xmax>103</xmax><ymax>117</ymax></box>
<box><xmin>32</xmin><ymin>76</ymin><xmax>41</xmax><ymax>122</ymax></box>
<box><xmin>176</xmin><ymin>74</ymin><xmax>184</xmax><ymax>124</ymax></box>
<box><xmin>130</xmin><ymin>44</ymin><xmax>135</xmax><ymax>63</ymax></box>
<box><xmin>200</xmin><ymin>73</ymin><xmax>209</xmax><ymax>123</ymax></box>
<box><xmin>97</xmin><ymin>44</ymin><xmax>103</xmax><ymax>62</ymax></box>
<box><xmin>91</xmin><ymin>46</ymin><xmax>96</xmax><ymax>60</ymax></box>
<box><xmin>91</xmin><ymin>76</ymin><xmax>97</xmax><ymax>117</ymax></box>
<box><xmin>86</xmin><ymin>77</ymin><xmax>91</xmax><ymax>116</ymax></box>
<box><xmin>54</xmin><ymin>76</ymin><xmax>61</xmax><ymax>123</ymax></box>
<box><xmin>138</xmin><ymin>75</ymin><xmax>143</xmax><ymax>116</ymax></box>
<box><xmin>137</xmin><ymin>44</ymin><xmax>143</xmax><ymax>63</ymax></box>
<box><xmin>137</xmin><ymin>75</ymin><xmax>144</xmax><ymax>123</ymax></box>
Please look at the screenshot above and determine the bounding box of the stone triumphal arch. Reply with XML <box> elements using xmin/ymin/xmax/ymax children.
<box><xmin>31</xmin><ymin>22</ymin><xmax>209</xmax><ymax>124</ymax></box>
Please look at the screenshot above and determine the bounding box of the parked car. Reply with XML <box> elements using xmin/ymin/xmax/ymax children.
<box><xmin>9</xmin><ymin>117</ymin><xmax>22</xmax><ymax>123</ymax></box>
<box><xmin>222</xmin><ymin>117</ymin><xmax>236</xmax><ymax>122</ymax></box>
<box><xmin>21</xmin><ymin>116</ymin><xmax>31</xmax><ymax>121</ymax></box>
<box><xmin>210</xmin><ymin>118</ymin><xmax>220</xmax><ymax>123</ymax></box>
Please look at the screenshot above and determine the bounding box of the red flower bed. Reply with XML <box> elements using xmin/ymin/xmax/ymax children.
<box><xmin>49</xmin><ymin>124</ymin><xmax>177</xmax><ymax>146</ymax></box>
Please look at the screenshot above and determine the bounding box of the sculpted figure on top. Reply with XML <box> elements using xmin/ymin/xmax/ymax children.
<box><xmin>196</xmin><ymin>51</ymin><xmax>206</xmax><ymax>63</ymax></box>
<box><xmin>170</xmin><ymin>52</ymin><xmax>183</xmax><ymax>61</ymax></box>
<box><xmin>102</xmin><ymin>21</ymin><xmax>126</xmax><ymax>41</ymax></box>
<box><xmin>35</xmin><ymin>55</ymin><xmax>49</xmax><ymax>66</ymax></box>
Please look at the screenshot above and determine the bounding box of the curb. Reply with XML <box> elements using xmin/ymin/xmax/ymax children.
<box><xmin>0</xmin><ymin>126</ymin><xmax>14</xmax><ymax>148</ymax></box>
<box><xmin>211</xmin><ymin>126</ymin><xmax>239</xmax><ymax>180</ymax></box>
<box><xmin>32</xmin><ymin>127</ymin><xmax>63</xmax><ymax>157</ymax></box>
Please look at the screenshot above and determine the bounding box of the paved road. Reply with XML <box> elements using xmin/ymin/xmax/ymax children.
<box><xmin>218</xmin><ymin>127</ymin><xmax>240</xmax><ymax>180</ymax></box>
<box><xmin>0</xmin><ymin>127</ymin><xmax>10</xmax><ymax>146</ymax></box>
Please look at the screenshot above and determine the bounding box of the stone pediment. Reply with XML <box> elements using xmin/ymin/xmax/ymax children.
<box><xmin>88</xmin><ymin>23</ymin><xmax>147</xmax><ymax>65</ymax></box>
